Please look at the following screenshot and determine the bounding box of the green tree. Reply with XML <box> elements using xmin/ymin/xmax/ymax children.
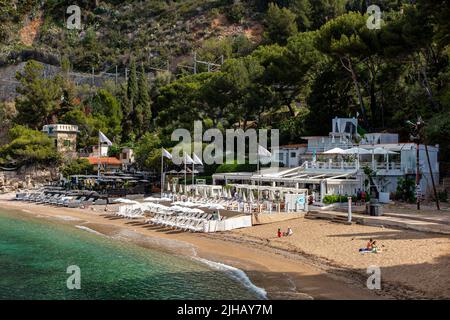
<box><xmin>0</xmin><ymin>125</ymin><xmax>59</xmax><ymax>167</ymax></box>
<box><xmin>227</xmin><ymin>0</ymin><xmax>246</xmax><ymax>23</ymax></box>
<box><xmin>316</xmin><ymin>12</ymin><xmax>381</xmax><ymax>128</ymax></box>
<box><xmin>288</xmin><ymin>0</ymin><xmax>312</xmax><ymax>31</ymax></box>
<box><xmin>252</xmin><ymin>31</ymin><xmax>324</xmax><ymax>117</ymax></box>
<box><xmin>221</xmin><ymin>56</ymin><xmax>269</xmax><ymax>128</ymax></box>
<box><xmin>418</xmin><ymin>0</ymin><xmax>450</xmax><ymax>48</ymax></box>
<box><xmin>264</xmin><ymin>3</ymin><xmax>298</xmax><ymax>45</ymax></box>
<box><xmin>60</xmin><ymin>158</ymin><xmax>95</xmax><ymax>177</ymax></box>
<box><xmin>14</xmin><ymin>60</ymin><xmax>62</xmax><ymax>129</ymax></box>
<box><xmin>134</xmin><ymin>131</ymin><xmax>162</xmax><ymax>171</ymax></box>
<box><xmin>92</xmin><ymin>89</ymin><xmax>123</xmax><ymax>142</ymax></box>
<box><xmin>137</xmin><ymin>64</ymin><xmax>152</xmax><ymax>134</ymax></box>
<box><xmin>310</xmin><ymin>0</ymin><xmax>347</xmax><ymax>29</ymax></box>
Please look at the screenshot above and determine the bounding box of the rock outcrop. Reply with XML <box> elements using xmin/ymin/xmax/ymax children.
<box><xmin>0</xmin><ymin>166</ymin><xmax>58</xmax><ymax>193</ymax></box>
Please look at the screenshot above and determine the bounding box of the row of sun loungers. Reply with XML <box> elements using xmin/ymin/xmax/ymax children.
<box><xmin>116</xmin><ymin>204</ymin><xmax>145</xmax><ymax>219</ymax></box>
<box><xmin>146</xmin><ymin>212</ymin><xmax>218</xmax><ymax>232</ymax></box>
<box><xmin>167</xmin><ymin>194</ymin><xmax>288</xmax><ymax>213</ymax></box>
<box><xmin>15</xmin><ymin>191</ymin><xmax>104</xmax><ymax>208</ymax></box>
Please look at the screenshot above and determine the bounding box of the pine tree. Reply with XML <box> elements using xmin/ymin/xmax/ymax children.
<box><xmin>15</xmin><ymin>60</ymin><xmax>62</xmax><ymax>129</ymax></box>
<box><xmin>120</xmin><ymin>83</ymin><xmax>133</xmax><ymax>142</ymax></box>
<box><xmin>127</xmin><ymin>58</ymin><xmax>139</xmax><ymax>108</ymax></box>
<box><xmin>137</xmin><ymin>64</ymin><xmax>152</xmax><ymax>135</ymax></box>
<box><xmin>121</xmin><ymin>58</ymin><xmax>139</xmax><ymax>141</ymax></box>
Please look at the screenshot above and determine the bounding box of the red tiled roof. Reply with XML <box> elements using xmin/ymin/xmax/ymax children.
<box><xmin>83</xmin><ymin>157</ymin><xmax>122</xmax><ymax>166</ymax></box>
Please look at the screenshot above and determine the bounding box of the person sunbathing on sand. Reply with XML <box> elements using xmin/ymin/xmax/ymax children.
<box><xmin>359</xmin><ymin>239</ymin><xmax>374</xmax><ymax>252</ymax></box>
<box><xmin>359</xmin><ymin>239</ymin><xmax>383</xmax><ymax>253</ymax></box>
<box><xmin>283</xmin><ymin>227</ymin><xmax>293</xmax><ymax>236</ymax></box>
<box><xmin>367</xmin><ymin>238</ymin><xmax>374</xmax><ymax>250</ymax></box>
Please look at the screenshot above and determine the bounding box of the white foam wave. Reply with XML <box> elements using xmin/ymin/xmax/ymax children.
<box><xmin>75</xmin><ymin>225</ymin><xmax>104</xmax><ymax>236</ymax></box>
<box><xmin>194</xmin><ymin>257</ymin><xmax>267</xmax><ymax>300</ymax></box>
<box><xmin>54</xmin><ymin>215</ymin><xmax>83</xmax><ymax>221</ymax></box>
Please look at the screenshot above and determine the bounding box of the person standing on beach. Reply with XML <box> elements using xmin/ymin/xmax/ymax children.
<box><xmin>277</xmin><ymin>228</ymin><xmax>282</xmax><ymax>238</ymax></box>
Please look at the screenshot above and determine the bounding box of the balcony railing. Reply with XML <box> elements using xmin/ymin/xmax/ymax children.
<box><xmin>303</xmin><ymin>160</ymin><xmax>410</xmax><ymax>174</ymax></box>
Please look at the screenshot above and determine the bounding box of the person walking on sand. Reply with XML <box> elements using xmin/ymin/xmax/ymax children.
<box><xmin>361</xmin><ymin>190</ymin><xmax>367</xmax><ymax>204</ymax></box>
<box><xmin>277</xmin><ymin>228</ymin><xmax>282</xmax><ymax>238</ymax></box>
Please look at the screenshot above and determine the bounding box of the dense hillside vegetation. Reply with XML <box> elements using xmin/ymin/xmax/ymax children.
<box><xmin>1</xmin><ymin>0</ymin><xmax>450</xmax><ymax>175</ymax></box>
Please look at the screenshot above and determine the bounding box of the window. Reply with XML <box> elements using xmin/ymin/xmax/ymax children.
<box><xmin>278</xmin><ymin>153</ymin><xmax>284</xmax><ymax>161</ymax></box>
<box><xmin>63</xmin><ymin>140</ymin><xmax>71</xmax><ymax>147</ymax></box>
<box><xmin>290</xmin><ymin>152</ymin><xmax>296</xmax><ymax>158</ymax></box>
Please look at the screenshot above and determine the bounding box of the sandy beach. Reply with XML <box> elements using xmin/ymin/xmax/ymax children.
<box><xmin>1</xmin><ymin>193</ymin><xmax>449</xmax><ymax>299</ymax></box>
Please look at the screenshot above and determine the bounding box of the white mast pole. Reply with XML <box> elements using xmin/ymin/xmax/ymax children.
<box><xmin>161</xmin><ymin>148</ymin><xmax>164</xmax><ymax>197</ymax></box>
<box><xmin>184</xmin><ymin>153</ymin><xmax>187</xmax><ymax>194</ymax></box>
<box><xmin>97</xmin><ymin>131</ymin><xmax>101</xmax><ymax>178</ymax></box>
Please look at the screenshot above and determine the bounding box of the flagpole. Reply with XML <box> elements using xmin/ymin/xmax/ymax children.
<box><xmin>184</xmin><ymin>153</ymin><xmax>187</xmax><ymax>194</ymax></box>
<box><xmin>161</xmin><ymin>148</ymin><xmax>164</xmax><ymax>197</ymax></box>
<box><xmin>257</xmin><ymin>150</ymin><xmax>260</xmax><ymax>202</ymax></box>
<box><xmin>97</xmin><ymin>131</ymin><xmax>101</xmax><ymax>178</ymax></box>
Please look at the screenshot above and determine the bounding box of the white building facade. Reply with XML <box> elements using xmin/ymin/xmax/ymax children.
<box><xmin>215</xmin><ymin>118</ymin><xmax>440</xmax><ymax>202</ymax></box>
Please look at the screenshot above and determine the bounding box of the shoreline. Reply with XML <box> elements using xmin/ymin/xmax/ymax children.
<box><xmin>0</xmin><ymin>195</ymin><xmax>429</xmax><ymax>300</ymax></box>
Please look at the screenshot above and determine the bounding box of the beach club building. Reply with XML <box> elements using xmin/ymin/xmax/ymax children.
<box><xmin>212</xmin><ymin>118</ymin><xmax>440</xmax><ymax>203</ymax></box>
<box><xmin>82</xmin><ymin>157</ymin><xmax>123</xmax><ymax>173</ymax></box>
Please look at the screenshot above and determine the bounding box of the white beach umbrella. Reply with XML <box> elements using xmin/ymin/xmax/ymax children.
<box><xmin>179</xmin><ymin>184</ymin><xmax>183</xmax><ymax>194</ymax></box>
<box><xmin>323</xmin><ymin>147</ymin><xmax>345</xmax><ymax>154</ymax></box>
<box><xmin>167</xmin><ymin>182</ymin><xmax>171</xmax><ymax>191</ymax></box>
<box><xmin>172</xmin><ymin>183</ymin><xmax>177</xmax><ymax>193</ymax></box>
<box><xmin>370</xmin><ymin>147</ymin><xmax>397</xmax><ymax>169</ymax></box>
<box><xmin>342</xmin><ymin>147</ymin><xmax>371</xmax><ymax>155</ymax></box>
<box><xmin>242</xmin><ymin>192</ymin><xmax>247</xmax><ymax>202</ymax></box>
<box><xmin>113</xmin><ymin>198</ymin><xmax>140</xmax><ymax>204</ymax></box>
<box><xmin>227</xmin><ymin>189</ymin><xmax>232</xmax><ymax>198</ymax></box>
<box><xmin>342</xmin><ymin>147</ymin><xmax>371</xmax><ymax>168</ymax></box>
<box><xmin>143</xmin><ymin>196</ymin><xmax>161</xmax><ymax>202</ymax></box>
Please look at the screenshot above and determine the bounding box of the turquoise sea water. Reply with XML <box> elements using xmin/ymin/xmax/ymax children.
<box><xmin>0</xmin><ymin>209</ymin><xmax>262</xmax><ymax>300</ymax></box>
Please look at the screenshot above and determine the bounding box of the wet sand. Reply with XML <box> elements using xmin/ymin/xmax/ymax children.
<box><xmin>2</xmin><ymin>194</ymin><xmax>447</xmax><ymax>299</ymax></box>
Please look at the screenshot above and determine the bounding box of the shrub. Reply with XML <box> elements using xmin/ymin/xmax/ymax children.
<box><xmin>436</xmin><ymin>190</ymin><xmax>448</xmax><ymax>203</ymax></box>
<box><xmin>60</xmin><ymin>158</ymin><xmax>95</xmax><ymax>177</ymax></box>
<box><xmin>323</xmin><ymin>195</ymin><xmax>348</xmax><ymax>204</ymax></box>
<box><xmin>395</xmin><ymin>177</ymin><xmax>416</xmax><ymax>203</ymax></box>
<box><xmin>227</xmin><ymin>1</ymin><xmax>245</xmax><ymax>23</ymax></box>
<box><xmin>215</xmin><ymin>161</ymin><xmax>256</xmax><ymax>173</ymax></box>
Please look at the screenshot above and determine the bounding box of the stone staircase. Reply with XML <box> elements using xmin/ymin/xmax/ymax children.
<box><xmin>305</xmin><ymin>211</ymin><xmax>358</xmax><ymax>225</ymax></box>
